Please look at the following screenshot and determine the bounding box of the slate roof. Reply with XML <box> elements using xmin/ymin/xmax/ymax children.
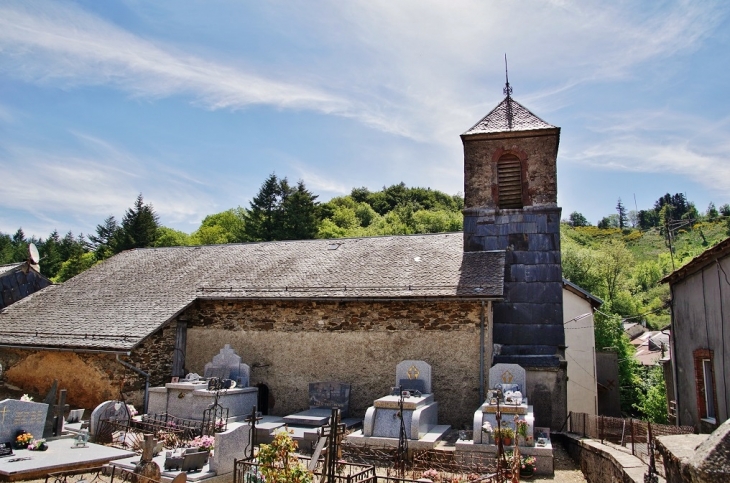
<box><xmin>661</xmin><ymin>236</ymin><xmax>730</xmax><ymax>284</ymax></box>
<box><xmin>0</xmin><ymin>233</ymin><xmax>505</xmax><ymax>351</ymax></box>
<box><xmin>0</xmin><ymin>264</ymin><xmax>22</xmax><ymax>276</ymax></box>
<box><xmin>462</xmin><ymin>97</ymin><xmax>556</xmax><ymax>135</ymax></box>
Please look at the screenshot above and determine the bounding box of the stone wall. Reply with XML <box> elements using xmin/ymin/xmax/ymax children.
<box><xmin>183</xmin><ymin>299</ymin><xmax>491</xmax><ymax>428</ymax></box>
<box><xmin>0</xmin><ymin>321</ymin><xmax>177</xmax><ymax>410</ymax></box>
<box><xmin>462</xmin><ymin>129</ymin><xmax>560</xmax><ymax>210</ymax></box>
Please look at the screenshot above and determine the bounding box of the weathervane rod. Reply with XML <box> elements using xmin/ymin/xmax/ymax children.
<box><xmin>503</xmin><ymin>54</ymin><xmax>512</xmax><ymax>98</ymax></box>
<box><xmin>503</xmin><ymin>54</ymin><xmax>513</xmax><ymax>130</ymax></box>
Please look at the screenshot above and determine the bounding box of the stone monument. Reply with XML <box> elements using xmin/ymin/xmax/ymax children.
<box><xmin>347</xmin><ymin>360</ymin><xmax>450</xmax><ymax>449</ymax></box>
<box><xmin>148</xmin><ymin>345</ymin><xmax>257</xmax><ymax>421</ymax></box>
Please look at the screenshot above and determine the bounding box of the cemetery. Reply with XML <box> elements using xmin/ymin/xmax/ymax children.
<box><xmin>0</xmin><ymin>349</ymin><xmax>553</xmax><ymax>482</ymax></box>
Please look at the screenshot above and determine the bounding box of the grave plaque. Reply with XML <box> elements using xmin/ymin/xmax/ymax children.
<box><xmin>308</xmin><ymin>382</ymin><xmax>351</xmax><ymax>417</ymax></box>
<box><xmin>0</xmin><ymin>399</ymin><xmax>49</xmax><ymax>443</ymax></box>
<box><xmin>488</xmin><ymin>363</ymin><xmax>526</xmax><ymax>393</ymax></box>
<box><xmin>204</xmin><ymin>345</ymin><xmax>250</xmax><ymax>386</ymax></box>
<box><xmin>395</xmin><ymin>360</ymin><xmax>432</xmax><ymax>394</ymax></box>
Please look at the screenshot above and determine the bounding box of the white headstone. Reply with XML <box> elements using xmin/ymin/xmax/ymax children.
<box><xmin>395</xmin><ymin>360</ymin><xmax>432</xmax><ymax>394</ymax></box>
<box><xmin>89</xmin><ymin>400</ymin><xmax>131</xmax><ymax>438</ymax></box>
<box><xmin>488</xmin><ymin>363</ymin><xmax>527</xmax><ymax>394</ymax></box>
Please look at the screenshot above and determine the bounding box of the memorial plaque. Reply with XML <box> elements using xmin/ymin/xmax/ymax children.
<box><xmin>0</xmin><ymin>399</ymin><xmax>49</xmax><ymax>443</ymax></box>
<box><xmin>395</xmin><ymin>360</ymin><xmax>432</xmax><ymax>394</ymax></box>
<box><xmin>308</xmin><ymin>382</ymin><xmax>351</xmax><ymax>417</ymax></box>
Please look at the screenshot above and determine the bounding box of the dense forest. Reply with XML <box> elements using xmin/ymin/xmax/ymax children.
<box><xmin>3</xmin><ymin>174</ymin><xmax>729</xmax><ymax>422</ymax></box>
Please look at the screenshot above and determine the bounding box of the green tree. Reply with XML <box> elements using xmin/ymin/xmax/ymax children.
<box><xmin>53</xmin><ymin>252</ymin><xmax>97</xmax><ymax>283</ymax></box>
<box><xmin>616</xmin><ymin>198</ymin><xmax>628</xmax><ymax>229</ymax></box>
<box><xmin>39</xmin><ymin>230</ymin><xmax>64</xmax><ymax>278</ymax></box>
<box><xmin>117</xmin><ymin>194</ymin><xmax>160</xmax><ymax>251</ymax></box>
<box><xmin>192</xmin><ymin>208</ymin><xmax>247</xmax><ymax>244</ymax></box>
<box><xmin>155</xmin><ymin>227</ymin><xmax>192</xmax><ymax>247</ymax></box>
<box><xmin>634</xmin><ymin>364</ymin><xmax>668</xmax><ymax>423</ymax></box>
<box><xmin>598</xmin><ymin>215</ymin><xmax>620</xmax><ymax>229</ymax></box>
<box><xmin>568</xmin><ymin>211</ymin><xmax>590</xmax><ymax>227</ymax></box>
<box><xmin>245</xmin><ymin>174</ymin><xmax>288</xmax><ymax>242</ymax></box>
<box><xmin>88</xmin><ymin>216</ymin><xmax>120</xmax><ymax>260</ymax></box>
<box><xmin>280</xmin><ymin>181</ymin><xmax>319</xmax><ymax>240</ymax></box>
<box><xmin>706</xmin><ymin>202</ymin><xmax>719</xmax><ymax>222</ymax></box>
<box><xmin>596</xmin><ymin>239</ymin><xmax>634</xmax><ymax>304</ymax></box>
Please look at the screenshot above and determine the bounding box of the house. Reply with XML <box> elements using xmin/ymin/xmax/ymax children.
<box><xmin>662</xmin><ymin>237</ymin><xmax>730</xmax><ymax>433</ymax></box>
<box><xmin>563</xmin><ymin>279</ymin><xmax>602</xmax><ymax>416</ymax></box>
<box><xmin>0</xmin><ymin>261</ymin><xmax>52</xmax><ymax>310</ymax></box>
<box><xmin>0</xmin><ymin>86</ymin><xmax>569</xmax><ymax>429</ymax></box>
<box><xmin>630</xmin><ymin>330</ymin><xmax>670</xmax><ymax>366</ymax></box>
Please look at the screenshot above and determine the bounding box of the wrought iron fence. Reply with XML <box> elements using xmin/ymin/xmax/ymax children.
<box><xmin>98</xmin><ymin>417</ymin><xmax>194</xmax><ymax>453</ymax></box>
<box><xmin>235</xmin><ymin>443</ymin><xmax>504</xmax><ymax>483</ymax></box>
<box><xmin>567</xmin><ymin>411</ymin><xmax>694</xmax><ymax>477</ymax></box>
<box><xmin>45</xmin><ymin>464</ymin><xmax>160</xmax><ymax>483</ymax></box>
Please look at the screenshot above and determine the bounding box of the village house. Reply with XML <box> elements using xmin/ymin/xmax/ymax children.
<box><xmin>662</xmin><ymin>236</ymin><xmax>730</xmax><ymax>433</ymax></box>
<box><xmin>0</xmin><ymin>88</ymin><xmax>573</xmax><ymax>430</ymax></box>
<box><xmin>0</xmin><ymin>261</ymin><xmax>51</xmax><ymax>310</ymax></box>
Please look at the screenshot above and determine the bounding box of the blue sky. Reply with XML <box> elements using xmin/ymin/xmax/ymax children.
<box><xmin>1</xmin><ymin>0</ymin><xmax>729</xmax><ymax>238</ymax></box>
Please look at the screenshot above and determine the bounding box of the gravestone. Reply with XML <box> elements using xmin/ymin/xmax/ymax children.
<box><xmin>204</xmin><ymin>345</ymin><xmax>250</xmax><ymax>387</ymax></box>
<box><xmin>0</xmin><ymin>399</ymin><xmax>49</xmax><ymax>443</ymax></box>
<box><xmin>89</xmin><ymin>400</ymin><xmax>131</xmax><ymax>440</ymax></box>
<box><xmin>395</xmin><ymin>360</ymin><xmax>432</xmax><ymax>394</ymax></box>
<box><xmin>308</xmin><ymin>382</ymin><xmax>351</xmax><ymax>417</ymax></box>
<box><xmin>66</xmin><ymin>408</ymin><xmax>84</xmax><ymax>423</ymax></box>
<box><xmin>42</xmin><ymin>380</ymin><xmax>58</xmax><ymax>438</ymax></box>
<box><xmin>488</xmin><ymin>363</ymin><xmax>527</xmax><ymax>393</ymax></box>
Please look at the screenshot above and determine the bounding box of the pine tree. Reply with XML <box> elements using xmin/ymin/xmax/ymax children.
<box><xmin>117</xmin><ymin>194</ymin><xmax>160</xmax><ymax>251</ymax></box>
<box><xmin>245</xmin><ymin>174</ymin><xmax>288</xmax><ymax>242</ymax></box>
<box><xmin>88</xmin><ymin>216</ymin><xmax>120</xmax><ymax>259</ymax></box>
<box><xmin>280</xmin><ymin>181</ymin><xmax>320</xmax><ymax>240</ymax></box>
<box><xmin>616</xmin><ymin>198</ymin><xmax>628</xmax><ymax>229</ymax></box>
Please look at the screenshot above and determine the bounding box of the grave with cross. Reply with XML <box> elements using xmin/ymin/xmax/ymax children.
<box><xmin>346</xmin><ymin>360</ymin><xmax>450</xmax><ymax>450</ymax></box>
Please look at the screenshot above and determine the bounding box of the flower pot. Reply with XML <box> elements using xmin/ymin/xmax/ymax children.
<box><xmin>502</xmin><ymin>437</ymin><xmax>512</xmax><ymax>446</ymax></box>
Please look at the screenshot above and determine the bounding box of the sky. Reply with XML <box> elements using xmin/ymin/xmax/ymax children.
<box><xmin>1</xmin><ymin>0</ymin><xmax>730</xmax><ymax>239</ymax></box>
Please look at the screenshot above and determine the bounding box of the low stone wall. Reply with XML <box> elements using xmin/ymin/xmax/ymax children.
<box><xmin>558</xmin><ymin>433</ymin><xmax>650</xmax><ymax>483</ymax></box>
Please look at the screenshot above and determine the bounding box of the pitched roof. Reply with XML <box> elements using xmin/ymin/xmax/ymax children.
<box><xmin>562</xmin><ymin>278</ymin><xmax>603</xmax><ymax>307</ymax></box>
<box><xmin>0</xmin><ymin>233</ymin><xmax>505</xmax><ymax>351</ymax></box>
<box><xmin>661</xmin><ymin>236</ymin><xmax>730</xmax><ymax>285</ymax></box>
<box><xmin>1</xmin><ymin>263</ymin><xmax>52</xmax><ymax>310</ymax></box>
<box><xmin>462</xmin><ymin>97</ymin><xmax>556</xmax><ymax>135</ymax></box>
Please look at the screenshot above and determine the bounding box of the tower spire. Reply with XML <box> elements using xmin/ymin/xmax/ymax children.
<box><xmin>503</xmin><ymin>54</ymin><xmax>513</xmax><ymax>130</ymax></box>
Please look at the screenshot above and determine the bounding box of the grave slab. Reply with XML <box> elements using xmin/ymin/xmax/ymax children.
<box><xmin>0</xmin><ymin>437</ymin><xmax>135</xmax><ymax>481</ymax></box>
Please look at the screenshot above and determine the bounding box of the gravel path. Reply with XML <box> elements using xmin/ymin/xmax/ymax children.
<box><xmin>531</xmin><ymin>441</ymin><xmax>586</xmax><ymax>482</ymax></box>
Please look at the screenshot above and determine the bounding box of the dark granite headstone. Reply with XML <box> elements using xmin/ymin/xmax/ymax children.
<box><xmin>42</xmin><ymin>380</ymin><xmax>58</xmax><ymax>438</ymax></box>
<box><xmin>398</xmin><ymin>379</ymin><xmax>426</xmax><ymax>394</ymax></box>
<box><xmin>308</xmin><ymin>382</ymin><xmax>351</xmax><ymax>417</ymax></box>
<box><xmin>0</xmin><ymin>399</ymin><xmax>49</xmax><ymax>443</ymax></box>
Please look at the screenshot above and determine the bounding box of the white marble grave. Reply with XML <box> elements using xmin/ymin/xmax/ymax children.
<box><xmin>347</xmin><ymin>360</ymin><xmax>449</xmax><ymax>450</ymax></box>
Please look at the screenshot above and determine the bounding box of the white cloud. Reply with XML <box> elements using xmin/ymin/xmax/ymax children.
<box><xmin>0</xmin><ymin>135</ymin><xmax>219</xmax><ymax>236</ymax></box>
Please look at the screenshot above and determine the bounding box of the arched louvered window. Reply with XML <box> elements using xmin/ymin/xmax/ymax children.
<box><xmin>497</xmin><ymin>154</ymin><xmax>523</xmax><ymax>209</ymax></box>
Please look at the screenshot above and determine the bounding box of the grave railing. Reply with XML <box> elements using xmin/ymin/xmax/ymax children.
<box><xmin>567</xmin><ymin>411</ymin><xmax>695</xmax><ymax>478</ymax></box>
<box><xmin>138</xmin><ymin>413</ymin><xmax>204</xmax><ymax>439</ymax></box>
<box><xmin>45</xmin><ymin>464</ymin><xmax>159</xmax><ymax>483</ymax></box>
<box><xmin>234</xmin><ymin>457</ymin><xmax>376</xmax><ymax>483</ymax></box>
<box><xmin>100</xmin><ymin>417</ymin><xmax>193</xmax><ymax>452</ymax></box>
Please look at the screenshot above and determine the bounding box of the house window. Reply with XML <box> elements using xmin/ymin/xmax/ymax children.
<box><xmin>703</xmin><ymin>359</ymin><xmax>716</xmax><ymax>419</ymax></box>
<box><xmin>694</xmin><ymin>349</ymin><xmax>717</xmax><ymax>421</ymax></box>
<box><xmin>497</xmin><ymin>154</ymin><xmax>523</xmax><ymax>209</ymax></box>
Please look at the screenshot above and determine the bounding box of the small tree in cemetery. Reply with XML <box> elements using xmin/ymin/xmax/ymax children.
<box><xmin>258</xmin><ymin>429</ymin><xmax>313</xmax><ymax>483</ymax></box>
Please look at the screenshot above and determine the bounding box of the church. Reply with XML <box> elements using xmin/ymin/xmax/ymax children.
<box><xmin>0</xmin><ymin>84</ymin><xmax>567</xmax><ymax>430</ymax></box>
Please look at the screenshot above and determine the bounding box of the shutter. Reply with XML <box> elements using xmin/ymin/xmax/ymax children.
<box><xmin>498</xmin><ymin>155</ymin><xmax>523</xmax><ymax>209</ymax></box>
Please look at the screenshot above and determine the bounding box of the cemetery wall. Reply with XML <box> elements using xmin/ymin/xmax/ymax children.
<box><xmin>184</xmin><ymin>299</ymin><xmax>491</xmax><ymax>427</ymax></box>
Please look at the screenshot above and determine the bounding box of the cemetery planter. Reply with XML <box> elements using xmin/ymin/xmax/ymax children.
<box><xmin>502</xmin><ymin>436</ymin><xmax>512</xmax><ymax>446</ymax></box>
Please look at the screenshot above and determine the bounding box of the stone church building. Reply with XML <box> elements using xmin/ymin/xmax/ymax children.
<box><xmin>0</xmin><ymin>89</ymin><xmax>566</xmax><ymax>430</ymax></box>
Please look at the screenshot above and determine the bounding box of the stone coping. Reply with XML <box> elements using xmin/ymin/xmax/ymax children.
<box><xmin>560</xmin><ymin>432</ymin><xmax>652</xmax><ymax>483</ymax></box>
<box><xmin>346</xmin><ymin>425</ymin><xmax>450</xmax><ymax>450</ymax></box>
<box><xmin>373</xmin><ymin>394</ymin><xmax>434</xmax><ymax>410</ymax></box>
<box><xmin>455</xmin><ymin>440</ymin><xmax>553</xmax><ymax>456</ymax></box>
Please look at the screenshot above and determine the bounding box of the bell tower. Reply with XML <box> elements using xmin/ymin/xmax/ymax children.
<box><xmin>461</xmin><ymin>75</ymin><xmax>566</xmax><ymax>429</ymax></box>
